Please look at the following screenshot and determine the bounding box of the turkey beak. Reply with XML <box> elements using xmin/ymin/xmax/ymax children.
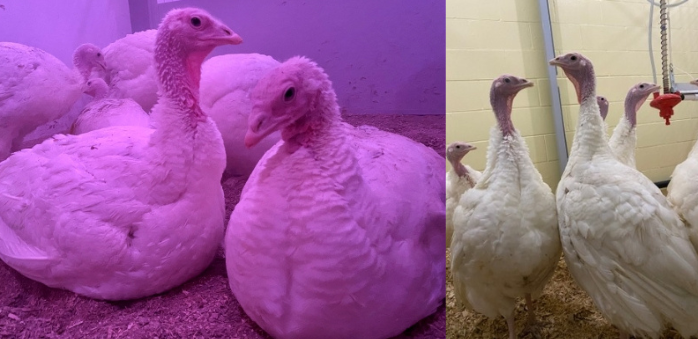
<box><xmin>245</xmin><ymin>111</ymin><xmax>281</xmax><ymax>148</ymax></box>
<box><xmin>549</xmin><ymin>57</ymin><xmax>564</xmax><ymax>67</ymax></box>
<box><xmin>647</xmin><ymin>84</ymin><xmax>661</xmax><ymax>95</ymax></box>
<box><xmin>212</xmin><ymin>23</ymin><xmax>243</xmax><ymax>45</ymax></box>
<box><xmin>518</xmin><ymin>81</ymin><xmax>534</xmax><ymax>90</ymax></box>
<box><xmin>691</xmin><ymin>79</ymin><xmax>698</xmax><ymax>86</ymax></box>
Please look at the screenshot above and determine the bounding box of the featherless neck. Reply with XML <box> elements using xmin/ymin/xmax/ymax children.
<box><xmin>154</xmin><ymin>35</ymin><xmax>210</xmax><ymax>123</ymax></box>
<box><xmin>623</xmin><ymin>96</ymin><xmax>638</xmax><ymax>128</ymax></box>
<box><xmin>492</xmin><ymin>96</ymin><xmax>515</xmax><ymax>136</ymax></box>
<box><xmin>578</xmin><ymin>69</ymin><xmax>596</xmax><ymax>104</ymax></box>
<box><xmin>452</xmin><ymin>161</ymin><xmax>468</xmax><ymax>177</ymax></box>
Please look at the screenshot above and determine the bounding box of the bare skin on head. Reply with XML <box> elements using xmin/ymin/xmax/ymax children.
<box><xmin>624</xmin><ymin>83</ymin><xmax>660</xmax><ymax>127</ymax></box>
<box><xmin>73</xmin><ymin>44</ymin><xmax>107</xmax><ymax>82</ymax></box>
<box><xmin>549</xmin><ymin>53</ymin><xmax>595</xmax><ymax>105</ymax></box>
<box><xmin>447</xmin><ymin>142</ymin><xmax>476</xmax><ymax>177</ymax></box>
<box><xmin>490</xmin><ymin>74</ymin><xmax>534</xmax><ymax>136</ymax></box>
<box><xmin>597</xmin><ymin>96</ymin><xmax>609</xmax><ymax>120</ymax></box>
<box><xmin>244</xmin><ymin>57</ymin><xmax>337</xmax><ymax>153</ymax></box>
<box><xmin>83</xmin><ymin>78</ymin><xmax>110</xmax><ymax>100</ymax></box>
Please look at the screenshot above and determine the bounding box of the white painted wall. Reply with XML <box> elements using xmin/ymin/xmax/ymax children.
<box><xmin>0</xmin><ymin>0</ymin><xmax>132</xmax><ymax>66</ymax></box>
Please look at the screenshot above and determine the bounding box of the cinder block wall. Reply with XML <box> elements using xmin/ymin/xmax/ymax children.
<box><xmin>446</xmin><ymin>0</ymin><xmax>698</xmax><ymax>189</ymax></box>
<box><xmin>446</xmin><ymin>0</ymin><xmax>561</xmax><ymax>188</ymax></box>
<box><xmin>551</xmin><ymin>0</ymin><xmax>698</xmax><ymax>182</ymax></box>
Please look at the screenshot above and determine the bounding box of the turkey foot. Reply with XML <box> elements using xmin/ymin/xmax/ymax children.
<box><xmin>505</xmin><ymin>311</ymin><xmax>516</xmax><ymax>339</ymax></box>
<box><xmin>520</xmin><ymin>293</ymin><xmax>542</xmax><ymax>339</ymax></box>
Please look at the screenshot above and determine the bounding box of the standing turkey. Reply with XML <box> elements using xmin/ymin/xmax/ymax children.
<box><xmin>608</xmin><ymin>83</ymin><xmax>660</xmax><ymax>169</ymax></box>
<box><xmin>445</xmin><ymin>141</ymin><xmax>479</xmax><ymax>249</ymax></box>
<box><xmin>597</xmin><ymin>96</ymin><xmax>609</xmax><ymax>121</ymax></box>
<box><xmin>450</xmin><ymin>75</ymin><xmax>560</xmax><ymax>339</ymax></box>
<box><xmin>667</xmin><ymin>79</ymin><xmax>698</xmax><ymax>246</ymax></box>
<box><xmin>551</xmin><ymin>52</ymin><xmax>698</xmax><ymax>339</ymax></box>
<box><xmin>0</xmin><ymin>42</ymin><xmax>105</xmax><ymax>161</ymax></box>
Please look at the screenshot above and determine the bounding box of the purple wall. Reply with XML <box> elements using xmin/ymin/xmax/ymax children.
<box><xmin>146</xmin><ymin>0</ymin><xmax>445</xmax><ymax>115</ymax></box>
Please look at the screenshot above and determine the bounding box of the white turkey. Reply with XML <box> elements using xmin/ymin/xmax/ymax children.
<box><xmin>0</xmin><ymin>42</ymin><xmax>105</xmax><ymax>161</ymax></box>
<box><xmin>450</xmin><ymin>75</ymin><xmax>560</xmax><ymax>339</ymax></box>
<box><xmin>445</xmin><ymin>141</ymin><xmax>479</xmax><ymax>249</ymax></box>
<box><xmin>608</xmin><ymin>83</ymin><xmax>660</xmax><ymax>169</ymax></box>
<box><xmin>551</xmin><ymin>52</ymin><xmax>698</xmax><ymax>339</ymax></box>
<box><xmin>0</xmin><ymin>8</ymin><xmax>241</xmax><ymax>300</ymax></box>
<box><xmin>597</xmin><ymin>95</ymin><xmax>609</xmax><ymax>121</ymax></box>
<box><xmin>70</xmin><ymin>77</ymin><xmax>150</xmax><ymax>135</ymax></box>
<box><xmin>98</xmin><ymin>29</ymin><xmax>159</xmax><ymax>112</ymax></box>
<box><xmin>225</xmin><ymin>56</ymin><xmax>445</xmax><ymax>339</ymax></box>
<box><xmin>200</xmin><ymin>53</ymin><xmax>282</xmax><ymax>177</ymax></box>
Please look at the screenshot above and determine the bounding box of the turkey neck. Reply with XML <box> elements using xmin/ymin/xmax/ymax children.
<box><xmin>623</xmin><ymin>95</ymin><xmax>638</xmax><ymax>128</ymax></box>
<box><xmin>491</xmin><ymin>95</ymin><xmax>515</xmax><ymax>136</ymax></box>
<box><xmin>450</xmin><ymin>157</ymin><xmax>468</xmax><ymax>178</ymax></box>
<box><xmin>151</xmin><ymin>31</ymin><xmax>213</xmax><ymax>143</ymax></box>
<box><xmin>569</xmin><ymin>72</ymin><xmax>610</xmax><ymax>160</ymax></box>
<box><xmin>72</xmin><ymin>55</ymin><xmax>92</xmax><ymax>82</ymax></box>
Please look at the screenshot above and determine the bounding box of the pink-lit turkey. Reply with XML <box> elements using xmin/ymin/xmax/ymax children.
<box><xmin>0</xmin><ymin>42</ymin><xmax>105</xmax><ymax>161</ymax></box>
<box><xmin>225</xmin><ymin>56</ymin><xmax>445</xmax><ymax>339</ymax></box>
<box><xmin>0</xmin><ymin>7</ymin><xmax>241</xmax><ymax>300</ymax></box>
<box><xmin>70</xmin><ymin>77</ymin><xmax>150</xmax><ymax>134</ymax></box>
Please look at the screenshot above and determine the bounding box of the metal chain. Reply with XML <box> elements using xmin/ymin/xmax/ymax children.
<box><xmin>660</xmin><ymin>0</ymin><xmax>670</xmax><ymax>93</ymax></box>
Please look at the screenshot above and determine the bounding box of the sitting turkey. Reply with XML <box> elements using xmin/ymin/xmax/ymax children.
<box><xmin>451</xmin><ymin>75</ymin><xmax>560</xmax><ymax>339</ymax></box>
<box><xmin>98</xmin><ymin>29</ymin><xmax>159</xmax><ymax>113</ymax></box>
<box><xmin>445</xmin><ymin>141</ymin><xmax>479</xmax><ymax>249</ymax></box>
<box><xmin>200</xmin><ymin>53</ymin><xmax>282</xmax><ymax>177</ymax></box>
<box><xmin>70</xmin><ymin>78</ymin><xmax>150</xmax><ymax>134</ymax></box>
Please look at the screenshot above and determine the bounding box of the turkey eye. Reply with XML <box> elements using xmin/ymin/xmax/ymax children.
<box><xmin>97</xmin><ymin>52</ymin><xmax>101</xmax><ymax>57</ymax></box>
<box><xmin>504</xmin><ymin>78</ymin><xmax>511</xmax><ymax>83</ymax></box>
<box><xmin>571</xmin><ymin>55</ymin><xmax>578</xmax><ymax>61</ymax></box>
<box><xmin>284</xmin><ymin>87</ymin><xmax>295</xmax><ymax>101</ymax></box>
<box><xmin>191</xmin><ymin>17</ymin><xmax>201</xmax><ymax>27</ymax></box>
<box><xmin>456</xmin><ymin>145</ymin><xmax>461</xmax><ymax>149</ymax></box>
<box><xmin>640</xmin><ymin>84</ymin><xmax>645</xmax><ymax>89</ymax></box>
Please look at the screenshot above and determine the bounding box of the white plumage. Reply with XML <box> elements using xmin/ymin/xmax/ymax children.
<box><xmin>667</xmin><ymin>140</ymin><xmax>698</xmax><ymax>247</ymax></box>
<box><xmin>451</xmin><ymin>75</ymin><xmax>560</xmax><ymax>339</ymax></box>
<box><xmin>70</xmin><ymin>78</ymin><xmax>150</xmax><ymax>135</ymax></box>
<box><xmin>99</xmin><ymin>29</ymin><xmax>159</xmax><ymax>113</ymax></box>
<box><xmin>200</xmin><ymin>53</ymin><xmax>282</xmax><ymax>177</ymax></box>
<box><xmin>552</xmin><ymin>52</ymin><xmax>698</xmax><ymax>339</ymax></box>
<box><xmin>0</xmin><ymin>8</ymin><xmax>241</xmax><ymax>300</ymax></box>
<box><xmin>445</xmin><ymin>141</ymin><xmax>480</xmax><ymax>249</ymax></box>
<box><xmin>225</xmin><ymin>56</ymin><xmax>444</xmax><ymax>339</ymax></box>
<box><xmin>0</xmin><ymin>42</ymin><xmax>105</xmax><ymax>161</ymax></box>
